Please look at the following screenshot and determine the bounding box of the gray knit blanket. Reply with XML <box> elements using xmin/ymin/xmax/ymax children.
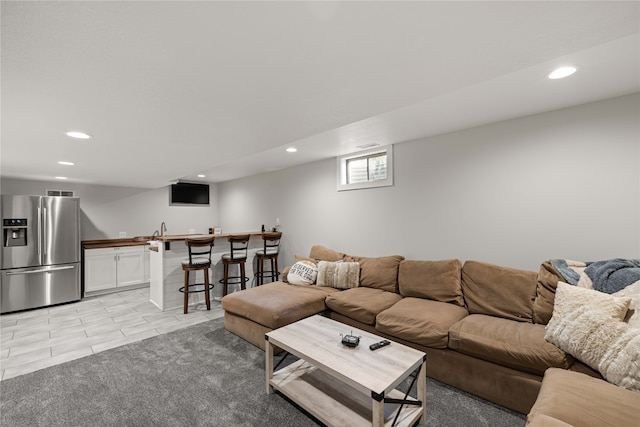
<box><xmin>550</xmin><ymin>258</ymin><xmax>640</xmax><ymax>294</ymax></box>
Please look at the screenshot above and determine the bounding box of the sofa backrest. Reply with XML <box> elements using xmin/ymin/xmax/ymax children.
<box><xmin>398</xmin><ymin>259</ymin><xmax>465</xmax><ymax>307</ymax></box>
<box><xmin>308</xmin><ymin>245</ymin><xmax>347</xmax><ymax>262</ymax></box>
<box><xmin>307</xmin><ymin>245</ymin><xmax>404</xmax><ymax>293</ymax></box>
<box><xmin>349</xmin><ymin>255</ymin><xmax>405</xmax><ymax>293</ymax></box>
<box><xmin>461</xmin><ymin>260</ymin><xmax>537</xmax><ymax>323</ymax></box>
<box><xmin>532</xmin><ymin>261</ymin><xmax>565</xmax><ymax>325</ymax></box>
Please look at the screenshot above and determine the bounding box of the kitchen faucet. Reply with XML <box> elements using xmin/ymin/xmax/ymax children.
<box><xmin>160</xmin><ymin>222</ymin><xmax>167</xmax><ymax>237</ymax></box>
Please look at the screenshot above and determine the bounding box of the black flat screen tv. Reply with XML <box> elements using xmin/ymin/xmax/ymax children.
<box><xmin>170</xmin><ymin>182</ymin><xmax>210</xmax><ymax>206</ymax></box>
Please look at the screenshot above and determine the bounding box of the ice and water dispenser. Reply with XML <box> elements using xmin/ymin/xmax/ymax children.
<box><xmin>3</xmin><ymin>218</ymin><xmax>27</xmax><ymax>247</ymax></box>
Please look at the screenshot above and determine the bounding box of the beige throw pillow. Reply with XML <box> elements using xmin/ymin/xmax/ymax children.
<box><xmin>545</xmin><ymin>282</ymin><xmax>638</xmax><ymax>391</ymax></box>
<box><xmin>316</xmin><ymin>261</ymin><xmax>360</xmax><ymax>289</ymax></box>
<box><xmin>545</xmin><ymin>305</ymin><xmax>640</xmax><ymax>391</ymax></box>
<box><xmin>550</xmin><ymin>282</ymin><xmax>630</xmax><ymax>321</ymax></box>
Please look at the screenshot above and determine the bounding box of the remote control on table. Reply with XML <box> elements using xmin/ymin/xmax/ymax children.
<box><xmin>369</xmin><ymin>340</ymin><xmax>391</xmax><ymax>351</ymax></box>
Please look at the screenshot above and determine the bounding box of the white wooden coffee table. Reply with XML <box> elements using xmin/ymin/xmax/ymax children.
<box><xmin>265</xmin><ymin>315</ymin><xmax>427</xmax><ymax>427</ymax></box>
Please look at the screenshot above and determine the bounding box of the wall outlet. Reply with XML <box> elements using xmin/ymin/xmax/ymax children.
<box><xmin>119</xmin><ymin>232</ymin><xmax>127</xmax><ymax>238</ymax></box>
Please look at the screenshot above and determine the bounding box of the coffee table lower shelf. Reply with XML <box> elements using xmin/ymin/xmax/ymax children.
<box><xmin>269</xmin><ymin>359</ymin><xmax>423</xmax><ymax>427</ymax></box>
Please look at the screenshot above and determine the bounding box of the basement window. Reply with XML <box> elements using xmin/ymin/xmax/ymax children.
<box><xmin>337</xmin><ymin>145</ymin><xmax>394</xmax><ymax>191</ymax></box>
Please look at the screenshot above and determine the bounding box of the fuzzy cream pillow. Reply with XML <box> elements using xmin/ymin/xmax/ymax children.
<box><xmin>551</xmin><ymin>282</ymin><xmax>631</xmax><ymax>321</ymax></box>
<box><xmin>545</xmin><ymin>305</ymin><xmax>640</xmax><ymax>391</ymax></box>
<box><xmin>316</xmin><ymin>261</ymin><xmax>360</xmax><ymax>289</ymax></box>
<box><xmin>614</xmin><ymin>280</ymin><xmax>640</xmax><ymax>328</ymax></box>
<box><xmin>545</xmin><ymin>282</ymin><xmax>639</xmax><ymax>391</ymax></box>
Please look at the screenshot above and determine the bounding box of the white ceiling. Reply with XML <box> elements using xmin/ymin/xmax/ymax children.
<box><xmin>2</xmin><ymin>1</ymin><xmax>639</xmax><ymax>189</ymax></box>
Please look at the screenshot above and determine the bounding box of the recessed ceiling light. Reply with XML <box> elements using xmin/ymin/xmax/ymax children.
<box><xmin>58</xmin><ymin>161</ymin><xmax>74</xmax><ymax>166</ymax></box>
<box><xmin>286</xmin><ymin>147</ymin><xmax>297</xmax><ymax>153</ymax></box>
<box><xmin>66</xmin><ymin>131</ymin><xmax>92</xmax><ymax>139</ymax></box>
<box><xmin>548</xmin><ymin>66</ymin><xmax>577</xmax><ymax>80</ymax></box>
<box><xmin>197</xmin><ymin>174</ymin><xmax>205</xmax><ymax>178</ymax></box>
<box><xmin>55</xmin><ymin>176</ymin><xmax>68</xmax><ymax>180</ymax></box>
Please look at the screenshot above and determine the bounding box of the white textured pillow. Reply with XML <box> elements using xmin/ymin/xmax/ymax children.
<box><xmin>614</xmin><ymin>280</ymin><xmax>640</xmax><ymax>328</ymax></box>
<box><xmin>552</xmin><ymin>282</ymin><xmax>631</xmax><ymax>321</ymax></box>
<box><xmin>287</xmin><ymin>260</ymin><xmax>318</xmax><ymax>286</ymax></box>
<box><xmin>545</xmin><ymin>305</ymin><xmax>640</xmax><ymax>391</ymax></box>
<box><xmin>316</xmin><ymin>261</ymin><xmax>360</xmax><ymax>289</ymax></box>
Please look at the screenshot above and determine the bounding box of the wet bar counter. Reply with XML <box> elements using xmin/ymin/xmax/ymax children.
<box><xmin>148</xmin><ymin>232</ymin><xmax>268</xmax><ymax>311</ymax></box>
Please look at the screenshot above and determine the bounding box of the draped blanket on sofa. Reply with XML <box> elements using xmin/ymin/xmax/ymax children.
<box><xmin>550</xmin><ymin>258</ymin><xmax>640</xmax><ymax>294</ymax></box>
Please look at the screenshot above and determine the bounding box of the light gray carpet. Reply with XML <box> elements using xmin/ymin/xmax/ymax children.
<box><xmin>1</xmin><ymin>318</ymin><xmax>525</xmax><ymax>426</ymax></box>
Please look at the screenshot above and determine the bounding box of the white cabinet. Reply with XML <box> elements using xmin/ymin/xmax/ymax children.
<box><xmin>84</xmin><ymin>246</ymin><xmax>148</xmax><ymax>293</ymax></box>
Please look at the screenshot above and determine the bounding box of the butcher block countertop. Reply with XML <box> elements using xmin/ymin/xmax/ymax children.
<box><xmin>82</xmin><ymin>237</ymin><xmax>153</xmax><ymax>249</ymax></box>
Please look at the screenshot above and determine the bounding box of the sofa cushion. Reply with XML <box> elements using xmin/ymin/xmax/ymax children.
<box><xmin>532</xmin><ymin>261</ymin><xmax>564</xmax><ymax>325</ymax></box>
<box><xmin>526</xmin><ymin>368</ymin><xmax>640</xmax><ymax>427</ymax></box>
<box><xmin>376</xmin><ymin>298</ymin><xmax>468</xmax><ymax>348</ymax></box>
<box><xmin>316</xmin><ymin>261</ymin><xmax>360</xmax><ymax>289</ymax></box>
<box><xmin>325</xmin><ymin>287</ymin><xmax>402</xmax><ymax>325</ymax></box>
<box><xmin>398</xmin><ymin>259</ymin><xmax>464</xmax><ymax>307</ymax></box>
<box><xmin>308</xmin><ymin>245</ymin><xmax>346</xmax><ymax>262</ymax></box>
<box><xmin>461</xmin><ymin>260</ymin><xmax>537</xmax><ymax>323</ymax></box>
<box><xmin>448</xmin><ymin>314</ymin><xmax>573</xmax><ymax>376</ymax></box>
<box><xmin>351</xmin><ymin>255</ymin><xmax>404</xmax><ymax>293</ymax></box>
<box><xmin>221</xmin><ymin>282</ymin><xmax>339</xmax><ymax>329</ymax></box>
<box><xmin>526</xmin><ymin>414</ymin><xmax>573</xmax><ymax>427</ymax></box>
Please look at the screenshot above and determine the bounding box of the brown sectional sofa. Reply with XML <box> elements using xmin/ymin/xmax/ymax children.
<box><xmin>221</xmin><ymin>245</ymin><xmax>640</xmax><ymax>425</ymax></box>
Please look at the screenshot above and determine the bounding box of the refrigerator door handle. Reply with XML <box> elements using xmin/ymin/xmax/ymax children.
<box><xmin>6</xmin><ymin>265</ymin><xmax>76</xmax><ymax>276</ymax></box>
<box><xmin>42</xmin><ymin>207</ymin><xmax>47</xmax><ymax>256</ymax></box>
<box><xmin>37</xmin><ymin>207</ymin><xmax>42</xmax><ymax>260</ymax></box>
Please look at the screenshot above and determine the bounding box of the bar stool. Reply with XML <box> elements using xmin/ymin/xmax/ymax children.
<box><xmin>255</xmin><ymin>232</ymin><xmax>282</xmax><ymax>286</ymax></box>
<box><xmin>179</xmin><ymin>237</ymin><xmax>215</xmax><ymax>314</ymax></box>
<box><xmin>219</xmin><ymin>234</ymin><xmax>250</xmax><ymax>296</ymax></box>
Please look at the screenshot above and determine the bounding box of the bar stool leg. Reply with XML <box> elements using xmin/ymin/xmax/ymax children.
<box><xmin>273</xmin><ymin>257</ymin><xmax>279</xmax><ymax>282</ymax></box>
<box><xmin>183</xmin><ymin>270</ymin><xmax>189</xmax><ymax>314</ymax></box>
<box><xmin>240</xmin><ymin>262</ymin><xmax>246</xmax><ymax>290</ymax></box>
<box><xmin>223</xmin><ymin>263</ymin><xmax>229</xmax><ymax>296</ymax></box>
<box><xmin>256</xmin><ymin>257</ymin><xmax>261</xmax><ymax>286</ymax></box>
<box><xmin>204</xmin><ymin>267</ymin><xmax>211</xmax><ymax>311</ymax></box>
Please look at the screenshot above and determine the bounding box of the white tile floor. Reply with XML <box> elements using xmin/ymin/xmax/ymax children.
<box><xmin>0</xmin><ymin>287</ymin><xmax>224</xmax><ymax>381</ymax></box>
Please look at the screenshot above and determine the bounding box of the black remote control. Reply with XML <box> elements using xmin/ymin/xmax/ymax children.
<box><xmin>369</xmin><ymin>340</ymin><xmax>390</xmax><ymax>351</ymax></box>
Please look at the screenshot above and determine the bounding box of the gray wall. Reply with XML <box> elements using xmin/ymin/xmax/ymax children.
<box><xmin>2</xmin><ymin>94</ymin><xmax>638</xmax><ymax>270</ymax></box>
<box><xmin>218</xmin><ymin>94</ymin><xmax>640</xmax><ymax>271</ymax></box>
<box><xmin>0</xmin><ymin>180</ymin><xmax>219</xmax><ymax>240</ymax></box>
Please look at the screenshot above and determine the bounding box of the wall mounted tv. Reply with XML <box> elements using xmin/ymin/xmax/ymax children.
<box><xmin>170</xmin><ymin>182</ymin><xmax>210</xmax><ymax>206</ymax></box>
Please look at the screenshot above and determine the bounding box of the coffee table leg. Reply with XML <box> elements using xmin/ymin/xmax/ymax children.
<box><xmin>265</xmin><ymin>338</ymin><xmax>274</xmax><ymax>394</ymax></box>
<box><xmin>418</xmin><ymin>358</ymin><xmax>427</xmax><ymax>423</ymax></box>
<box><xmin>372</xmin><ymin>397</ymin><xmax>384</xmax><ymax>427</ymax></box>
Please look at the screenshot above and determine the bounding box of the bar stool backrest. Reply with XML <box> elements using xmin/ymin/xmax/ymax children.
<box><xmin>184</xmin><ymin>237</ymin><xmax>215</xmax><ymax>267</ymax></box>
<box><xmin>228</xmin><ymin>234</ymin><xmax>250</xmax><ymax>261</ymax></box>
<box><xmin>262</xmin><ymin>232</ymin><xmax>282</xmax><ymax>256</ymax></box>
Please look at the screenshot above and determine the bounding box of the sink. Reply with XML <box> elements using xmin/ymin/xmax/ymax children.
<box><xmin>133</xmin><ymin>236</ymin><xmax>155</xmax><ymax>242</ymax></box>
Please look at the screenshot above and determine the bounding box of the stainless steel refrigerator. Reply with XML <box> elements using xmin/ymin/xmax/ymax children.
<box><xmin>1</xmin><ymin>195</ymin><xmax>81</xmax><ymax>313</ymax></box>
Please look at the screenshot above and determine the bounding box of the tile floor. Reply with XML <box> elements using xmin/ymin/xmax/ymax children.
<box><xmin>0</xmin><ymin>287</ymin><xmax>224</xmax><ymax>381</ymax></box>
